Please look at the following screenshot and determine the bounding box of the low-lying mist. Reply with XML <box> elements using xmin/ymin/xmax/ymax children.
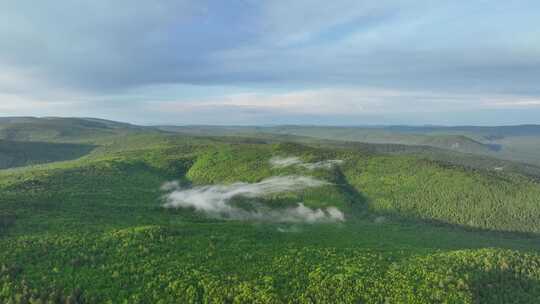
<box><xmin>162</xmin><ymin>176</ymin><xmax>345</xmax><ymax>223</ymax></box>
<box><xmin>270</xmin><ymin>156</ymin><xmax>343</xmax><ymax>170</ymax></box>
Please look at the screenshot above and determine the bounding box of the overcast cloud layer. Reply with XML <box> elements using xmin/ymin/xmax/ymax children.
<box><xmin>1</xmin><ymin>1</ymin><xmax>539</xmax><ymax>125</ymax></box>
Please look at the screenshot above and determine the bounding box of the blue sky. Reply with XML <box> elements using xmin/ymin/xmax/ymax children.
<box><xmin>0</xmin><ymin>0</ymin><xmax>539</xmax><ymax>125</ymax></box>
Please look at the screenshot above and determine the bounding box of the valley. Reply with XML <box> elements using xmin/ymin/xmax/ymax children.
<box><xmin>1</xmin><ymin>118</ymin><xmax>540</xmax><ymax>302</ymax></box>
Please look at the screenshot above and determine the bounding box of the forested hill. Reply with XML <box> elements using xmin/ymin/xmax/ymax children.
<box><xmin>0</xmin><ymin>117</ymin><xmax>152</xmax><ymax>143</ymax></box>
<box><xmin>2</xmin><ymin>117</ymin><xmax>540</xmax><ymax>302</ymax></box>
<box><xmin>160</xmin><ymin>124</ymin><xmax>540</xmax><ymax>166</ymax></box>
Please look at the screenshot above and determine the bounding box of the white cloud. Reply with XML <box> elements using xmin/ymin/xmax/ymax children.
<box><xmin>153</xmin><ymin>87</ymin><xmax>540</xmax><ymax>118</ymax></box>
<box><xmin>0</xmin><ymin>94</ymin><xmax>76</xmax><ymax>113</ymax></box>
<box><xmin>486</xmin><ymin>100</ymin><xmax>540</xmax><ymax>108</ymax></box>
<box><xmin>258</xmin><ymin>0</ymin><xmax>407</xmax><ymax>46</ymax></box>
<box><xmin>301</xmin><ymin>160</ymin><xmax>344</xmax><ymax>170</ymax></box>
<box><xmin>270</xmin><ymin>156</ymin><xmax>344</xmax><ymax>170</ymax></box>
<box><xmin>162</xmin><ymin>176</ymin><xmax>344</xmax><ymax>223</ymax></box>
<box><xmin>269</xmin><ymin>156</ymin><xmax>304</xmax><ymax>168</ymax></box>
<box><xmin>0</xmin><ymin>1</ymin><xmax>539</xmax><ymax>124</ymax></box>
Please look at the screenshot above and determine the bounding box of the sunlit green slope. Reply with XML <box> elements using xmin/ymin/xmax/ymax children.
<box><xmin>1</xmin><ymin>123</ymin><xmax>540</xmax><ymax>303</ymax></box>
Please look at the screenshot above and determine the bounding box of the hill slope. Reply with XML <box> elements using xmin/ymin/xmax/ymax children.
<box><xmin>263</xmin><ymin>125</ymin><xmax>540</xmax><ymax>166</ymax></box>
<box><xmin>0</xmin><ymin>117</ymin><xmax>152</xmax><ymax>143</ymax></box>
<box><xmin>2</xmin><ymin>119</ymin><xmax>540</xmax><ymax>302</ymax></box>
<box><xmin>161</xmin><ymin>125</ymin><xmax>540</xmax><ymax>166</ymax></box>
<box><xmin>0</xmin><ymin>140</ymin><xmax>95</xmax><ymax>169</ymax></box>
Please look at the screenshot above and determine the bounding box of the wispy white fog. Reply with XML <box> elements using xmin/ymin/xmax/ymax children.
<box><xmin>162</xmin><ymin>176</ymin><xmax>345</xmax><ymax>223</ymax></box>
<box><xmin>301</xmin><ymin>159</ymin><xmax>344</xmax><ymax>170</ymax></box>
<box><xmin>276</xmin><ymin>226</ymin><xmax>303</xmax><ymax>233</ymax></box>
<box><xmin>269</xmin><ymin>156</ymin><xmax>304</xmax><ymax>168</ymax></box>
<box><xmin>270</xmin><ymin>156</ymin><xmax>343</xmax><ymax>170</ymax></box>
<box><xmin>160</xmin><ymin>181</ymin><xmax>180</xmax><ymax>192</ymax></box>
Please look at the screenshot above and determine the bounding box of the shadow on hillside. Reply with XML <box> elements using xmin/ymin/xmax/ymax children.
<box><xmin>0</xmin><ymin>140</ymin><xmax>97</xmax><ymax>170</ymax></box>
<box><xmin>334</xmin><ymin>168</ymin><xmax>369</xmax><ymax>217</ymax></box>
<box><xmin>0</xmin><ymin>213</ymin><xmax>15</xmax><ymax>237</ymax></box>
<box><xmin>374</xmin><ymin>210</ymin><xmax>540</xmax><ymax>240</ymax></box>
<box><xmin>486</xmin><ymin>143</ymin><xmax>503</xmax><ymax>152</ymax></box>
<box><xmin>470</xmin><ymin>268</ymin><xmax>540</xmax><ymax>303</ymax></box>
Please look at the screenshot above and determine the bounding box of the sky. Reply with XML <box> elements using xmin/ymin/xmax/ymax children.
<box><xmin>0</xmin><ymin>0</ymin><xmax>539</xmax><ymax>126</ymax></box>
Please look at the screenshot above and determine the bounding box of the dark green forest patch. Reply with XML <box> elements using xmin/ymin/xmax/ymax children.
<box><xmin>0</xmin><ymin>140</ymin><xmax>96</xmax><ymax>169</ymax></box>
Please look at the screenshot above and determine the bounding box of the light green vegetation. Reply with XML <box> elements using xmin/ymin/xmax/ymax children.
<box><xmin>161</xmin><ymin>124</ymin><xmax>540</xmax><ymax>166</ymax></box>
<box><xmin>263</xmin><ymin>125</ymin><xmax>540</xmax><ymax>166</ymax></box>
<box><xmin>2</xmin><ymin>117</ymin><xmax>540</xmax><ymax>303</ymax></box>
<box><xmin>265</xmin><ymin>126</ymin><xmax>497</xmax><ymax>155</ymax></box>
<box><xmin>160</xmin><ymin>125</ymin><xmax>497</xmax><ymax>154</ymax></box>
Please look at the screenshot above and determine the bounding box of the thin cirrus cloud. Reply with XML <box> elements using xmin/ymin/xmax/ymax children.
<box><xmin>154</xmin><ymin>88</ymin><xmax>540</xmax><ymax>115</ymax></box>
<box><xmin>0</xmin><ymin>0</ymin><xmax>539</xmax><ymax>125</ymax></box>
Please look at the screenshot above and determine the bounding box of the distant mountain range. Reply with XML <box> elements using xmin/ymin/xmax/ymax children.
<box><xmin>2</xmin><ymin>117</ymin><xmax>540</xmax><ymax>167</ymax></box>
